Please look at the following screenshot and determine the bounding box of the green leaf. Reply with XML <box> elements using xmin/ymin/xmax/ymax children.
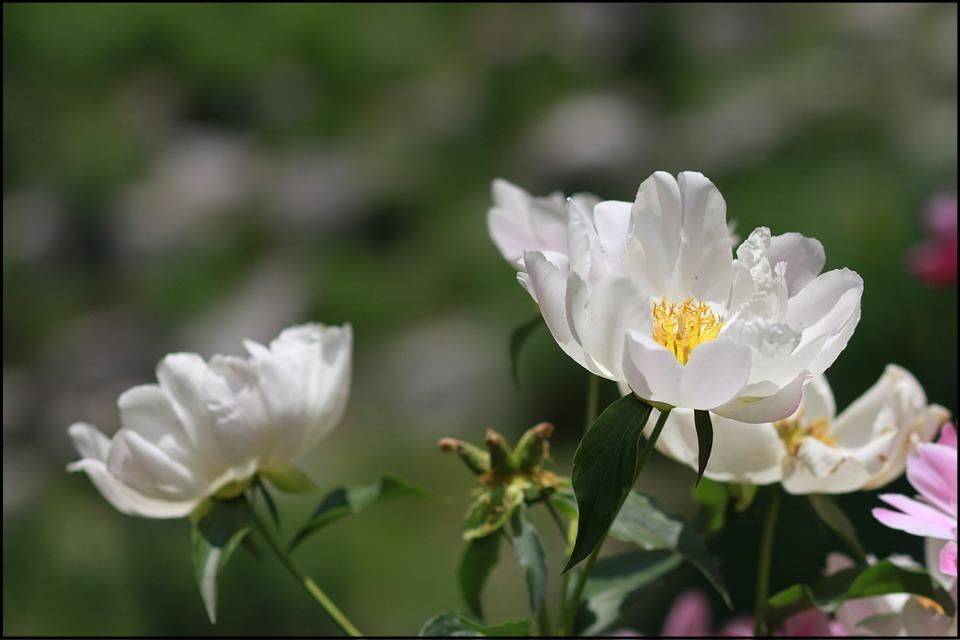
<box><xmin>574</xmin><ymin>551</ymin><xmax>683</xmax><ymax>635</ymax></box>
<box><xmin>509</xmin><ymin>506</ymin><xmax>548</xmax><ymax>616</ymax></box>
<box><xmin>290</xmin><ymin>474</ymin><xmax>428</xmax><ymax>550</ymax></box>
<box><xmin>458</xmin><ymin>534</ymin><xmax>501</xmax><ymax>620</ymax></box>
<box><xmin>261</xmin><ymin>464</ymin><xmax>317</xmax><ymax>494</ymax></box>
<box><xmin>419</xmin><ymin>613</ymin><xmax>530</xmax><ymax>637</ymax></box>
<box><xmin>509</xmin><ymin>314</ymin><xmax>544</xmax><ymax>385</ymax></box>
<box><xmin>609</xmin><ymin>491</ymin><xmax>731</xmax><ymax>608</ymax></box>
<box><xmin>564</xmin><ymin>394</ymin><xmax>654</xmax><ymax>572</ymax></box>
<box><xmin>765</xmin><ymin>560</ymin><xmax>956</xmax><ymax>629</ymax></box>
<box><xmin>808</xmin><ymin>494</ymin><xmax>866</xmax><ymax>562</ymax></box>
<box><xmin>693</xmin><ymin>409</ymin><xmax>713</xmax><ymax>486</ymax></box>
<box><xmin>692</xmin><ymin>477</ymin><xmax>728</xmax><ymax>533</ymax></box>
<box><xmin>191</xmin><ymin>498</ymin><xmax>253</xmax><ymax>624</ymax></box>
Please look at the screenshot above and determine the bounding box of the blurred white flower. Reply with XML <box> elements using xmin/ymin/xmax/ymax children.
<box><xmin>828</xmin><ymin>550</ymin><xmax>956</xmax><ymax>637</ymax></box>
<box><xmin>67</xmin><ymin>324</ymin><xmax>351</xmax><ymax>518</ymax></box>
<box><xmin>513</xmin><ymin>171</ymin><xmax>862</xmax><ymax>421</ymax></box>
<box><xmin>653</xmin><ymin>365</ymin><xmax>949</xmax><ymax>493</ymax></box>
<box><xmin>487</xmin><ymin>179</ymin><xmax>600</xmax><ymax>266</ymax></box>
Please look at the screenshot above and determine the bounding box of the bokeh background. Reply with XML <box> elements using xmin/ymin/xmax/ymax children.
<box><xmin>3</xmin><ymin>3</ymin><xmax>957</xmax><ymax>636</ymax></box>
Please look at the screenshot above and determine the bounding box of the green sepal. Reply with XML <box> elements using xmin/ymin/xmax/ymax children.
<box><xmin>261</xmin><ymin>464</ymin><xmax>317</xmax><ymax>494</ymax></box>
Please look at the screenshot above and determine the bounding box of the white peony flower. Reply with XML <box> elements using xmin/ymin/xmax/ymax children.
<box><xmin>67</xmin><ymin>323</ymin><xmax>352</xmax><ymax>518</ymax></box>
<box><xmin>487</xmin><ymin>179</ymin><xmax>600</xmax><ymax>267</ymax></box>
<box><xmin>829</xmin><ymin>549</ymin><xmax>957</xmax><ymax>637</ymax></box>
<box><xmin>651</xmin><ymin>365</ymin><xmax>950</xmax><ymax>493</ymax></box>
<box><xmin>514</xmin><ymin>170</ymin><xmax>862</xmax><ymax>422</ymax></box>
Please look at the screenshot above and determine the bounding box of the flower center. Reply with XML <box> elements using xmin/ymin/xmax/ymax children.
<box><xmin>651</xmin><ymin>297</ymin><xmax>724</xmax><ymax>364</ymax></box>
<box><xmin>915</xmin><ymin>596</ymin><xmax>946</xmax><ymax>616</ymax></box>
<box><xmin>774</xmin><ymin>411</ymin><xmax>836</xmax><ymax>455</ymax></box>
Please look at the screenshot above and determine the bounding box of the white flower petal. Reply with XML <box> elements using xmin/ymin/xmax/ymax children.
<box><xmin>254</xmin><ymin>323</ymin><xmax>352</xmax><ymax>461</ymax></box>
<box><xmin>625</xmin><ymin>171</ymin><xmax>682</xmax><ymax>296</ymax></box>
<box><xmin>592</xmin><ymin>200</ymin><xmax>631</xmax><ymax>263</ymax></box>
<box><xmin>565</xmin><ymin>274</ymin><xmax>650</xmax><ymax>380</ymax></box>
<box><xmin>675</xmin><ymin>172</ymin><xmax>733</xmax><ymax>305</ymax></box>
<box><xmin>713</xmin><ymin>370</ymin><xmax>809</xmax><ymax>424</ymax></box>
<box><xmin>155</xmin><ymin>353</ymin><xmax>231</xmax><ymax>471</ymax></box>
<box><xmin>767</xmin><ymin>232</ymin><xmax>825</xmax><ymax>296</ymax></box>
<box><xmin>68</xmin><ymin>422</ymin><xmax>111</xmax><ymax>461</ymax></box>
<box><xmin>67</xmin><ymin>458</ymin><xmax>200</xmax><ymax>518</ymax></box>
<box><xmin>679</xmin><ymin>339</ymin><xmax>751</xmax><ymax>409</ymax></box>
<box><xmin>523</xmin><ymin>250</ymin><xmax>589</xmax><ymax>370</ymax></box>
<box><xmin>832</xmin><ymin>364</ymin><xmax>949</xmax><ymax>489</ymax></box>
<box><xmin>786</xmin><ymin>268</ymin><xmax>864</xmax><ymax>330</ymax></box>
<box><xmin>622</xmin><ymin>331</ymin><xmax>683</xmax><ymax>406</ymax></box>
<box><xmin>782</xmin><ymin>453</ymin><xmax>870</xmax><ymax>494</ymax></box>
<box><xmin>785</xmin><ymin>268</ymin><xmax>863</xmax><ymax>377</ymax></box>
<box><xmin>655</xmin><ymin>409</ymin><xmax>785</xmax><ymax>484</ymax></box>
<box><xmin>117</xmin><ymin>384</ymin><xmax>199</xmax><ymax>473</ymax></box>
<box><xmin>106</xmin><ymin>430</ymin><xmax>203</xmax><ymax>499</ymax></box>
<box><xmin>801</xmin><ymin>374</ymin><xmax>836</xmax><ymax>421</ymax></box>
<box><xmin>487</xmin><ymin>179</ymin><xmax>567</xmax><ymax>264</ymax></box>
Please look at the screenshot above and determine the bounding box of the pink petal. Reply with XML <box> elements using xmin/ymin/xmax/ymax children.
<box><xmin>661</xmin><ymin>590</ymin><xmax>712</xmax><ymax>637</ymax></box>
<box><xmin>873</xmin><ymin>494</ymin><xmax>955</xmax><ymax>539</ymax></box>
<box><xmin>906</xmin><ymin>442</ymin><xmax>958</xmax><ymax>517</ymax></box>
<box><xmin>940</xmin><ymin>541</ymin><xmax>958</xmax><ymax>578</ymax></box>
<box><xmin>778</xmin><ymin>609</ymin><xmax>839</xmax><ymax>637</ymax></box>
<box><xmin>938</xmin><ymin>422</ymin><xmax>957</xmax><ymax>449</ymax></box>
<box><xmin>719</xmin><ymin>616</ymin><xmax>754</xmax><ymax>637</ymax></box>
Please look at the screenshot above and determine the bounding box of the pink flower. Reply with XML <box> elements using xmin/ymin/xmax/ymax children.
<box><xmin>657</xmin><ymin>590</ymin><xmax>757</xmax><ymax>637</ymax></box>
<box><xmin>908</xmin><ymin>194</ymin><xmax>957</xmax><ymax>286</ymax></box>
<box><xmin>778</xmin><ymin>609</ymin><xmax>849</xmax><ymax>637</ymax></box>
<box><xmin>873</xmin><ymin>423</ymin><xmax>958</xmax><ymax>577</ymax></box>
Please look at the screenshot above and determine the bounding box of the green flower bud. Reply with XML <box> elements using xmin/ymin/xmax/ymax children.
<box><xmin>512</xmin><ymin>422</ymin><xmax>554</xmax><ymax>471</ymax></box>
<box><xmin>438</xmin><ymin>437</ymin><xmax>490</xmax><ymax>475</ymax></box>
<box><xmin>484</xmin><ymin>429</ymin><xmax>514</xmax><ymax>476</ymax></box>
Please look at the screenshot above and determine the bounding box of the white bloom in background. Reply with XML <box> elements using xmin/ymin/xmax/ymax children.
<box><xmin>828</xmin><ymin>550</ymin><xmax>957</xmax><ymax>637</ymax></box>
<box><xmin>513</xmin><ymin>171</ymin><xmax>862</xmax><ymax>422</ymax></box>
<box><xmin>652</xmin><ymin>365</ymin><xmax>950</xmax><ymax>493</ymax></box>
<box><xmin>67</xmin><ymin>324</ymin><xmax>352</xmax><ymax>518</ymax></box>
<box><xmin>487</xmin><ymin>179</ymin><xmax>600</xmax><ymax>266</ymax></box>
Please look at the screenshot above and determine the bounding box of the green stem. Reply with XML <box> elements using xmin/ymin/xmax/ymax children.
<box><xmin>562</xmin><ymin>406</ymin><xmax>671</xmax><ymax>635</ymax></box>
<box><xmin>754</xmin><ymin>486</ymin><xmax>781</xmax><ymax>636</ymax></box>
<box><xmin>543</xmin><ymin>499</ymin><xmax>571</xmax><ymax>634</ymax></box>
<box><xmin>245</xmin><ymin>495</ymin><xmax>362</xmax><ymax>637</ymax></box>
<box><xmin>537</xmin><ymin>602</ymin><xmax>552</xmax><ymax>637</ymax></box>
<box><xmin>584</xmin><ymin>374</ymin><xmax>600</xmax><ymax>433</ymax></box>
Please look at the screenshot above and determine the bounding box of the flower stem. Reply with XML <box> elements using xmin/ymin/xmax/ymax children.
<box><xmin>753</xmin><ymin>486</ymin><xmax>781</xmax><ymax>636</ymax></box>
<box><xmin>537</xmin><ymin>602</ymin><xmax>552</xmax><ymax>636</ymax></box>
<box><xmin>584</xmin><ymin>374</ymin><xmax>600</xmax><ymax>433</ymax></box>
<box><xmin>245</xmin><ymin>495</ymin><xmax>362</xmax><ymax>637</ymax></box>
<box><xmin>561</xmin><ymin>406</ymin><xmax>671</xmax><ymax>635</ymax></box>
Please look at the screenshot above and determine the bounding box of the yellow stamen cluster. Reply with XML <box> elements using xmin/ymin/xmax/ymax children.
<box><xmin>774</xmin><ymin>412</ymin><xmax>837</xmax><ymax>455</ymax></box>
<box><xmin>651</xmin><ymin>298</ymin><xmax>724</xmax><ymax>364</ymax></box>
<box><xmin>915</xmin><ymin>596</ymin><xmax>946</xmax><ymax>616</ymax></box>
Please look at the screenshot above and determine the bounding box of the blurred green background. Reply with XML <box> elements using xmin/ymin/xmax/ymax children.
<box><xmin>3</xmin><ymin>3</ymin><xmax>957</xmax><ymax>636</ymax></box>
